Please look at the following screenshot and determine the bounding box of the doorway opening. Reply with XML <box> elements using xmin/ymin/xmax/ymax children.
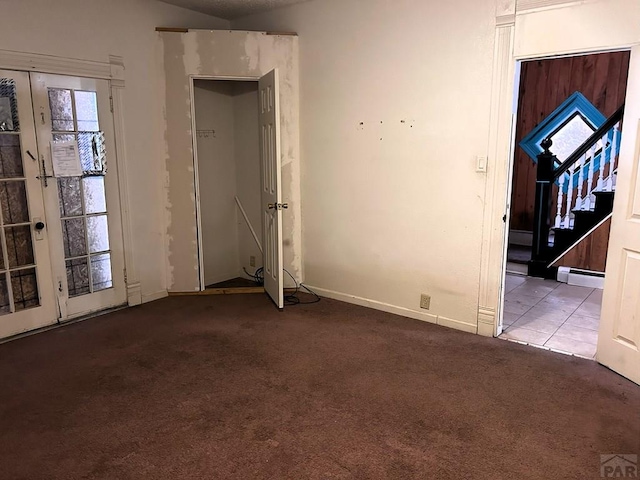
<box><xmin>500</xmin><ymin>51</ymin><xmax>630</xmax><ymax>358</ymax></box>
<box><xmin>192</xmin><ymin>79</ymin><xmax>264</xmax><ymax>293</ymax></box>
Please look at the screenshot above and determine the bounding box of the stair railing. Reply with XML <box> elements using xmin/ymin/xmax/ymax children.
<box><xmin>552</xmin><ymin>104</ymin><xmax>624</xmax><ymax>227</ymax></box>
<box><xmin>529</xmin><ymin>104</ymin><xmax>624</xmax><ymax>278</ymax></box>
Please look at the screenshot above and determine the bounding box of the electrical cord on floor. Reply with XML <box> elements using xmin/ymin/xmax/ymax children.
<box><xmin>244</xmin><ymin>266</ymin><xmax>320</xmax><ymax>305</ymax></box>
<box><xmin>284</xmin><ymin>269</ymin><xmax>321</xmax><ymax>305</ymax></box>
<box><xmin>243</xmin><ymin>267</ymin><xmax>264</xmax><ymax>286</ymax></box>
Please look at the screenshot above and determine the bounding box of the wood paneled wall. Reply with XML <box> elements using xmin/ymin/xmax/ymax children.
<box><xmin>509</xmin><ymin>51</ymin><xmax>630</xmax><ymax>271</ymax></box>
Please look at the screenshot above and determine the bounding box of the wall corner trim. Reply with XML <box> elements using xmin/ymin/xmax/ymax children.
<box><xmin>496</xmin><ymin>14</ymin><xmax>516</xmax><ymax>26</ymax></box>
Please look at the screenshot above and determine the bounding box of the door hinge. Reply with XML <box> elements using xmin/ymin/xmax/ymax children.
<box><xmin>109</xmin><ymin>96</ymin><xmax>114</xmax><ymax>113</ymax></box>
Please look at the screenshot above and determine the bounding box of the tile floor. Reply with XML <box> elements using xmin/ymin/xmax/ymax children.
<box><xmin>500</xmin><ymin>273</ymin><xmax>602</xmax><ymax>359</ymax></box>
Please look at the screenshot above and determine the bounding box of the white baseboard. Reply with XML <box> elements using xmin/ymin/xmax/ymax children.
<box><xmin>477</xmin><ymin>306</ymin><xmax>497</xmax><ymax>337</ymax></box>
<box><xmin>141</xmin><ymin>290</ymin><xmax>169</xmax><ymax>304</ymax></box>
<box><xmin>305</xmin><ymin>285</ymin><xmax>477</xmax><ymax>334</ymax></box>
<box><xmin>127</xmin><ymin>282</ymin><xmax>142</xmax><ymax>307</ymax></box>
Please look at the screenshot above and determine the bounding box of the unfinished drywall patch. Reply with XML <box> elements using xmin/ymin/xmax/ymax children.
<box><xmin>161</xmin><ymin>30</ymin><xmax>300</xmax><ymax>291</ymax></box>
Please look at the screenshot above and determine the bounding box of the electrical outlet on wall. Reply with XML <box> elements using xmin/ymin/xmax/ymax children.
<box><xmin>420</xmin><ymin>294</ymin><xmax>431</xmax><ymax>310</ymax></box>
<box><xmin>250</xmin><ymin>256</ymin><xmax>256</xmax><ymax>267</ymax></box>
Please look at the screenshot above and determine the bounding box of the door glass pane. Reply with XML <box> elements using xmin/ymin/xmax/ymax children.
<box><xmin>11</xmin><ymin>268</ymin><xmax>38</xmax><ymax>311</ymax></box>
<box><xmin>90</xmin><ymin>253</ymin><xmax>112</xmax><ymax>291</ymax></box>
<box><xmin>87</xmin><ymin>215</ymin><xmax>109</xmax><ymax>253</ymax></box>
<box><xmin>0</xmin><ymin>79</ymin><xmax>19</xmax><ymax>132</ymax></box>
<box><xmin>75</xmin><ymin>91</ymin><xmax>99</xmax><ymax>132</ymax></box>
<box><xmin>62</xmin><ymin>218</ymin><xmax>87</xmax><ymax>257</ymax></box>
<box><xmin>0</xmin><ymin>235</ymin><xmax>4</xmax><ymax>271</ymax></box>
<box><xmin>0</xmin><ymin>135</ymin><xmax>24</xmax><ymax>177</ymax></box>
<box><xmin>50</xmin><ymin>87</ymin><xmax>113</xmax><ymax>298</ymax></box>
<box><xmin>5</xmin><ymin>225</ymin><xmax>35</xmax><ymax>268</ymax></box>
<box><xmin>48</xmin><ymin>89</ymin><xmax>74</xmax><ymax>131</ymax></box>
<box><xmin>66</xmin><ymin>258</ymin><xmax>90</xmax><ymax>297</ymax></box>
<box><xmin>78</xmin><ymin>132</ymin><xmax>106</xmax><ymax>173</ymax></box>
<box><xmin>52</xmin><ymin>133</ymin><xmax>75</xmax><ymax>143</ymax></box>
<box><xmin>0</xmin><ymin>273</ymin><xmax>10</xmax><ymax>314</ymax></box>
<box><xmin>0</xmin><ymin>181</ymin><xmax>29</xmax><ymax>224</ymax></box>
<box><xmin>58</xmin><ymin>177</ymin><xmax>83</xmax><ymax>217</ymax></box>
<box><xmin>0</xmin><ymin>78</ymin><xmax>40</xmax><ymax>316</ymax></box>
<box><xmin>83</xmin><ymin>177</ymin><xmax>106</xmax><ymax>214</ymax></box>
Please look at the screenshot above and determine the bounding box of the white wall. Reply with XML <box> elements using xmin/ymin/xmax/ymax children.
<box><xmin>233</xmin><ymin>83</ymin><xmax>263</xmax><ymax>275</ymax></box>
<box><xmin>194</xmin><ymin>81</ymin><xmax>240</xmax><ymax>286</ymax></box>
<box><xmin>234</xmin><ymin>0</ymin><xmax>640</xmax><ymax>336</ymax></box>
<box><xmin>234</xmin><ymin>0</ymin><xmax>497</xmax><ymax>331</ymax></box>
<box><xmin>0</xmin><ymin>0</ymin><xmax>228</xmax><ymax>302</ymax></box>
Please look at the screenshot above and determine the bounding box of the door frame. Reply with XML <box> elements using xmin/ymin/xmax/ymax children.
<box><xmin>0</xmin><ymin>50</ymin><xmax>141</xmax><ymax>308</ymax></box>
<box><xmin>188</xmin><ymin>74</ymin><xmax>262</xmax><ymax>292</ymax></box>
<box><xmin>478</xmin><ymin>4</ymin><xmax>640</xmax><ymax>339</ymax></box>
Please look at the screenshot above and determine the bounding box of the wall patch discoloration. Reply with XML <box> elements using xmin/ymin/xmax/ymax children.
<box><xmin>161</xmin><ymin>30</ymin><xmax>301</xmax><ymax>291</ymax></box>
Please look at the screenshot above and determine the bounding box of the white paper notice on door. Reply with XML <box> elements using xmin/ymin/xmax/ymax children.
<box><xmin>51</xmin><ymin>141</ymin><xmax>82</xmax><ymax>177</ymax></box>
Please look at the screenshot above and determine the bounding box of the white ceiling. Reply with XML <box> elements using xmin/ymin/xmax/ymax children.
<box><xmin>159</xmin><ymin>0</ymin><xmax>310</xmax><ymax>20</ymax></box>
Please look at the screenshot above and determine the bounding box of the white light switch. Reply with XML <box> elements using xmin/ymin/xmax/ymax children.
<box><xmin>476</xmin><ymin>156</ymin><xmax>488</xmax><ymax>173</ymax></box>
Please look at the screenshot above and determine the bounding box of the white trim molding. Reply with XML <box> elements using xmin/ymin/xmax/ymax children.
<box><xmin>478</xmin><ymin>307</ymin><xmax>498</xmax><ymax>337</ymax></box>
<box><xmin>0</xmin><ymin>49</ymin><xmax>116</xmax><ymax>80</ymax></box>
<box><xmin>109</xmin><ymin>62</ymin><xmax>140</xmax><ymax>307</ymax></box>
<box><xmin>516</xmin><ymin>0</ymin><xmax>592</xmax><ymax>14</ymax></box>
<box><xmin>142</xmin><ymin>290</ymin><xmax>169</xmax><ymax>304</ymax></box>
<box><xmin>477</xmin><ymin>19</ymin><xmax>516</xmax><ymax>338</ymax></box>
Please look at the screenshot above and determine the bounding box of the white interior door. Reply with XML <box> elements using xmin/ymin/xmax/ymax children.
<box><xmin>0</xmin><ymin>70</ymin><xmax>58</xmax><ymax>338</ymax></box>
<box><xmin>30</xmin><ymin>73</ymin><xmax>126</xmax><ymax>320</ymax></box>
<box><xmin>597</xmin><ymin>45</ymin><xmax>640</xmax><ymax>385</ymax></box>
<box><xmin>259</xmin><ymin>69</ymin><xmax>283</xmax><ymax>309</ymax></box>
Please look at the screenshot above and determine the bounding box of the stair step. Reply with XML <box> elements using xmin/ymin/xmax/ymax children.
<box><xmin>593</xmin><ymin>190</ymin><xmax>615</xmax><ymax>215</ymax></box>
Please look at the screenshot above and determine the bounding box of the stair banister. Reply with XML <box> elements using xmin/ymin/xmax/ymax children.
<box><xmin>528</xmin><ymin>104</ymin><xmax>624</xmax><ymax>279</ymax></box>
<box><xmin>552</xmin><ymin>104</ymin><xmax>625</xmax><ymax>182</ymax></box>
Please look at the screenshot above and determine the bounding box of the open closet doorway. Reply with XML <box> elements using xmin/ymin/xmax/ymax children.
<box><xmin>500</xmin><ymin>50</ymin><xmax>630</xmax><ymax>359</ymax></box>
<box><xmin>192</xmin><ymin>79</ymin><xmax>264</xmax><ymax>291</ymax></box>
<box><xmin>191</xmin><ymin>73</ymin><xmax>286</xmax><ymax>310</ymax></box>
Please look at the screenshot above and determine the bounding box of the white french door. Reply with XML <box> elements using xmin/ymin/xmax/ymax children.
<box><xmin>597</xmin><ymin>45</ymin><xmax>640</xmax><ymax>385</ymax></box>
<box><xmin>259</xmin><ymin>69</ymin><xmax>284</xmax><ymax>309</ymax></box>
<box><xmin>0</xmin><ymin>70</ymin><xmax>126</xmax><ymax>340</ymax></box>
<box><xmin>0</xmin><ymin>70</ymin><xmax>58</xmax><ymax>338</ymax></box>
<box><xmin>30</xmin><ymin>73</ymin><xmax>126</xmax><ymax>320</ymax></box>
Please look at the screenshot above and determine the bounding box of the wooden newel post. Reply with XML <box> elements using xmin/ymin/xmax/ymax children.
<box><xmin>529</xmin><ymin>138</ymin><xmax>556</xmax><ymax>278</ymax></box>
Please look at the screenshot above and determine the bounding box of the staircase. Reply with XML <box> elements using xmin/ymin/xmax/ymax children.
<box><xmin>528</xmin><ymin>105</ymin><xmax>623</xmax><ymax>278</ymax></box>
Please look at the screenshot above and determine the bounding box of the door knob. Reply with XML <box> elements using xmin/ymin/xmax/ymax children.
<box><xmin>268</xmin><ymin>203</ymin><xmax>289</xmax><ymax>210</ymax></box>
<box><xmin>34</xmin><ymin>221</ymin><xmax>45</xmax><ymax>231</ymax></box>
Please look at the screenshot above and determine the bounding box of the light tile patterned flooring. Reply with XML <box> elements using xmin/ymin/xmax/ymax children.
<box><xmin>500</xmin><ymin>273</ymin><xmax>602</xmax><ymax>359</ymax></box>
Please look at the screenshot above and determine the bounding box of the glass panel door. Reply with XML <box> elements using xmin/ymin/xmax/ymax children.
<box><xmin>31</xmin><ymin>73</ymin><xmax>126</xmax><ymax>320</ymax></box>
<box><xmin>0</xmin><ymin>71</ymin><xmax>57</xmax><ymax>339</ymax></box>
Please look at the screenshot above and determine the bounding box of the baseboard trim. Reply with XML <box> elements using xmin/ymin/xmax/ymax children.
<box><xmin>477</xmin><ymin>306</ymin><xmax>497</xmax><ymax>337</ymax></box>
<box><xmin>127</xmin><ymin>282</ymin><xmax>142</xmax><ymax>307</ymax></box>
<box><xmin>305</xmin><ymin>285</ymin><xmax>477</xmax><ymax>334</ymax></box>
<box><xmin>141</xmin><ymin>290</ymin><xmax>169</xmax><ymax>304</ymax></box>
